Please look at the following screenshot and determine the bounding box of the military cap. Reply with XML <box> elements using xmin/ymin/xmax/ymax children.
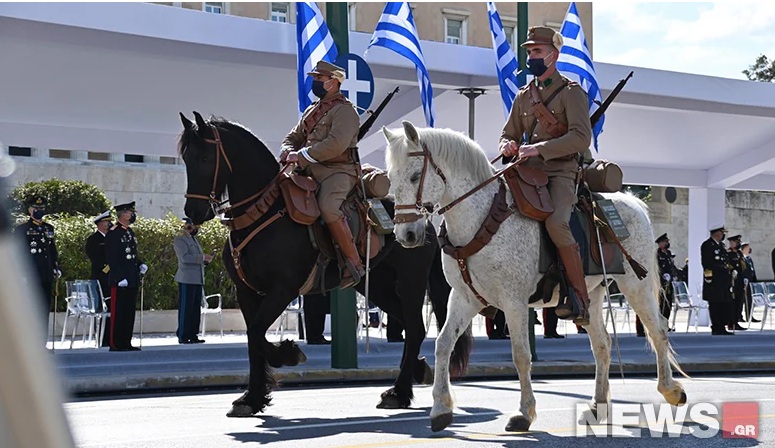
<box><xmin>114</xmin><ymin>201</ymin><xmax>136</xmax><ymax>213</ymax></box>
<box><xmin>655</xmin><ymin>233</ymin><xmax>669</xmax><ymax>244</ymax></box>
<box><xmin>28</xmin><ymin>196</ymin><xmax>47</xmax><ymax>208</ymax></box>
<box><xmin>307</xmin><ymin>60</ymin><xmax>346</xmax><ymax>82</ymax></box>
<box><xmin>181</xmin><ymin>217</ymin><xmax>193</xmax><ymax>226</ymax></box>
<box><xmin>727</xmin><ymin>234</ymin><xmax>742</xmax><ymax>242</ymax></box>
<box><xmin>741</xmin><ymin>242</ymin><xmax>750</xmax><ymax>249</ymax></box>
<box><xmin>521</xmin><ymin>26</ymin><xmax>563</xmax><ymax>51</ymax></box>
<box><xmin>93</xmin><ymin>210</ymin><xmax>112</xmax><ymax>224</ymax></box>
<box><xmin>708</xmin><ymin>224</ymin><xmax>726</xmax><ymax>233</ymax></box>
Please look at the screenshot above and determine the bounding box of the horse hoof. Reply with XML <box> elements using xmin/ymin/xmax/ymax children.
<box><xmin>430</xmin><ymin>413</ymin><xmax>453</xmax><ymax>432</ymax></box>
<box><xmin>677</xmin><ymin>391</ymin><xmax>687</xmax><ymax>406</ymax></box>
<box><xmin>505</xmin><ymin>415</ymin><xmax>532</xmax><ymax>432</ymax></box>
<box><xmin>226</xmin><ymin>404</ymin><xmax>256</xmax><ymax>418</ymax></box>
<box><xmin>377</xmin><ymin>389</ymin><xmax>410</xmax><ymax>409</ymax></box>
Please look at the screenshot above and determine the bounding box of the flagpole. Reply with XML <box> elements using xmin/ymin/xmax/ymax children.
<box><xmin>325</xmin><ymin>2</ymin><xmax>358</xmax><ymax>370</ymax></box>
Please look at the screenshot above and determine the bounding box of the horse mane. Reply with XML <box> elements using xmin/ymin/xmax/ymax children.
<box><xmin>177</xmin><ymin>115</ymin><xmax>270</xmax><ymax>157</ymax></box>
<box><xmin>386</xmin><ymin>127</ymin><xmax>495</xmax><ymax>183</ymax></box>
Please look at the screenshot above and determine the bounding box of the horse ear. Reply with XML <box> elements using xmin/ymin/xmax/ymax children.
<box><xmin>381</xmin><ymin>126</ymin><xmax>398</xmax><ymax>143</ymax></box>
<box><xmin>193</xmin><ymin>111</ymin><xmax>207</xmax><ymax>131</ymax></box>
<box><xmin>179</xmin><ymin>112</ymin><xmax>193</xmax><ymax>131</ymax></box>
<box><xmin>402</xmin><ymin>121</ymin><xmax>420</xmax><ymax>146</ymax></box>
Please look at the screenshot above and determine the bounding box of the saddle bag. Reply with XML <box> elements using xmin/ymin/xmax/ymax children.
<box><xmin>503</xmin><ymin>164</ymin><xmax>554</xmax><ymax>221</ymax></box>
<box><xmin>584</xmin><ymin>159</ymin><xmax>623</xmax><ymax>193</ymax></box>
<box><xmin>278</xmin><ymin>172</ymin><xmax>320</xmax><ymax>225</ymax></box>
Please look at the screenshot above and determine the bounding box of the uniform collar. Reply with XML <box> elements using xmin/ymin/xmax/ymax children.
<box><xmin>535</xmin><ymin>70</ymin><xmax>561</xmax><ymax>89</ymax></box>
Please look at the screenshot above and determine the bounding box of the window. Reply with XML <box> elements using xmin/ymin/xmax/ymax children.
<box><xmin>160</xmin><ymin>156</ymin><xmax>178</xmax><ymax>165</ymax></box>
<box><xmin>204</xmin><ymin>2</ymin><xmax>224</xmax><ymax>14</ymax></box>
<box><xmin>49</xmin><ymin>149</ymin><xmax>72</xmax><ymax>159</ymax></box>
<box><xmin>271</xmin><ymin>3</ymin><xmax>288</xmax><ymax>23</ymax></box>
<box><xmin>87</xmin><ymin>152</ymin><xmax>110</xmax><ymax>161</ymax></box>
<box><xmin>503</xmin><ymin>26</ymin><xmax>514</xmax><ymax>48</ymax></box>
<box><xmin>348</xmin><ymin>3</ymin><xmax>356</xmax><ymax>31</ymax></box>
<box><xmin>125</xmin><ymin>154</ymin><xmax>145</xmax><ymax>163</ymax></box>
<box><xmin>8</xmin><ymin>146</ymin><xmax>31</xmax><ymax>157</ymax></box>
<box><xmin>445</xmin><ymin>19</ymin><xmax>463</xmax><ymax>44</ymax></box>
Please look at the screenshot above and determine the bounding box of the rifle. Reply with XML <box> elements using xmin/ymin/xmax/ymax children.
<box><xmin>590</xmin><ymin>71</ymin><xmax>633</xmax><ymax>129</ymax></box>
<box><xmin>358</xmin><ymin>86</ymin><xmax>400</xmax><ymax>141</ymax></box>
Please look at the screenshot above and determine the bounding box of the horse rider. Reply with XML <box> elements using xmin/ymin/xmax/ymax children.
<box><xmin>498</xmin><ymin>26</ymin><xmax>594</xmax><ymax>325</ymax></box>
<box><xmin>279</xmin><ymin>60</ymin><xmax>365</xmax><ymax>289</ymax></box>
<box><xmin>701</xmin><ymin>225</ymin><xmax>734</xmax><ymax>335</ymax></box>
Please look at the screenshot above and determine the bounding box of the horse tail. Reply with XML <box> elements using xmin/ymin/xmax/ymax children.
<box><xmin>644</xmin><ymin>238</ymin><xmax>690</xmax><ymax>379</ymax></box>
<box><xmin>427</xmin><ymin>249</ymin><xmax>472</xmax><ymax>378</ymax></box>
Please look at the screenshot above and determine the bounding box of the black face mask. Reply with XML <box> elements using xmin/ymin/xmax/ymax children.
<box><xmin>129</xmin><ymin>213</ymin><xmax>137</xmax><ymax>224</ymax></box>
<box><xmin>527</xmin><ymin>57</ymin><xmax>549</xmax><ymax>77</ymax></box>
<box><xmin>32</xmin><ymin>209</ymin><xmax>45</xmax><ymax>220</ymax></box>
<box><xmin>190</xmin><ymin>228</ymin><xmax>199</xmax><ymax>237</ymax></box>
<box><xmin>665</xmin><ymin>242</ymin><xmax>670</xmax><ymax>249</ymax></box>
<box><xmin>312</xmin><ymin>80</ymin><xmax>328</xmax><ymax>98</ymax></box>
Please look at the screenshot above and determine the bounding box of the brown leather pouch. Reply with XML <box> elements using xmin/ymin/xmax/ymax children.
<box><xmin>278</xmin><ymin>172</ymin><xmax>320</xmax><ymax>225</ymax></box>
<box><xmin>503</xmin><ymin>164</ymin><xmax>554</xmax><ymax>221</ymax></box>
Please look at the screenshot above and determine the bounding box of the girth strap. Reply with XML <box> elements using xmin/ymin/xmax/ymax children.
<box><xmin>229</xmin><ymin>209</ymin><xmax>286</xmax><ymax>293</ymax></box>
<box><xmin>438</xmin><ymin>182</ymin><xmax>516</xmax><ymax>308</ymax></box>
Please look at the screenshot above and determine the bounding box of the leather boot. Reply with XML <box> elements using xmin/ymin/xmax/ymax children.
<box><xmin>327</xmin><ymin>217</ymin><xmax>366</xmax><ymax>289</ymax></box>
<box><xmin>558</xmin><ymin>243</ymin><xmax>591</xmax><ymax>326</ymax></box>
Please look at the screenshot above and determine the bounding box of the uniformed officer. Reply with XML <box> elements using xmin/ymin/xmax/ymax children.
<box><xmin>280</xmin><ymin>60</ymin><xmax>364</xmax><ymax>289</ymax></box>
<box><xmin>498</xmin><ymin>26</ymin><xmax>593</xmax><ymax>325</ymax></box>
<box><xmin>15</xmin><ymin>196</ymin><xmax>61</xmax><ymax>324</ymax></box>
<box><xmin>726</xmin><ymin>234</ymin><xmax>747</xmax><ymax>331</ymax></box>
<box><xmin>85</xmin><ymin>210</ymin><xmax>112</xmax><ymax>347</ymax></box>
<box><xmin>104</xmin><ymin>201</ymin><xmax>147</xmax><ymax>351</ymax></box>
<box><xmin>701</xmin><ymin>225</ymin><xmax>734</xmax><ymax>335</ymax></box>
<box><xmin>636</xmin><ymin>233</ymin><xmax>679</xmax><ymax>336</ymax></box>
<box><xmin>739</xmin><ymin>242</ymin><xmax>759</xmax><ymax>323</ymax></box>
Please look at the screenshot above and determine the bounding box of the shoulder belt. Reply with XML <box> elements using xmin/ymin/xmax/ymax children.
<box><xmin>527</xmin><ymin>80</ymin><xmax>569</xmax><ymax>140</ymax></box>
<box><xmin>303</xmin><ymin>96</ymin><xmax>348</xmax><ymax>135</ymax></box>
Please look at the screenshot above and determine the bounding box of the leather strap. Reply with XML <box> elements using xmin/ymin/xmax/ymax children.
<box><xmin>303</xmin><ymin>96</ymin><xmax>347</xmax><ymax>135</ymax></box>
<box><xmin>528</xmin><ymin>81</ymin><xmax>569</xmax><ymax>139</ymax></box>
<box><xmin>438</xmin><ymin>183</ymin><xmax>516</xmax><ymax>308</ymax></box>
<box><xmin>229</xmin><ymin>209</ymin><xmax>286</xmax><ymax>293</ymax></box>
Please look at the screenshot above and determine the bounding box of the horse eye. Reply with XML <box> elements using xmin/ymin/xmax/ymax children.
<box><xmin>410</xmin><ymin>172</ymin><xmax>421</xmax><ymax>183</ymax></box>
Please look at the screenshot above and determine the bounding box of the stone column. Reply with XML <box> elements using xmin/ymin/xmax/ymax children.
<box><xmin>688</xmin><ymin>187</ymin><xmax>726</xmax><ymax>300</ymax></box>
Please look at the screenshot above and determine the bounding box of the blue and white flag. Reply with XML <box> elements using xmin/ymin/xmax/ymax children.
<box><xmin>487</xmin><ymin>2</ymin><xmax>521</xmax><ymax>119</ymax></box>
<box><xmin>367</xmin><ymin>2</ymin><xmax>435</xmax><ymax>127</ymax></box>
<box><xmin>557</xmin><ymin>2</ymin><xmax>604</xmax><ymax>150</ymax></box>
<box><xmin>296</xmin><ymin>2</ymin><xmax>338</xmax><ymax>116</ymax></box>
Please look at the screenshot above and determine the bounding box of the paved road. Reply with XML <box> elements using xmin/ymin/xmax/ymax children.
<box><xmin>66</xmin><ymin>374</ymin><xmax>772</xmax><ymax>447</ymax></box>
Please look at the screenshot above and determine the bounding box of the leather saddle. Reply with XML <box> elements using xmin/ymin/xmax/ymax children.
<box><xmin>279</xmin><ymin>171</ymin><xmax>389</xmax><ymax>294</ymax></box>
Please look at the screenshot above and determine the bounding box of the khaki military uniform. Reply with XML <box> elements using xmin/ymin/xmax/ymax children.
<box><xmin>281</xmin><ymin>92</ymin><xmax>360</xmax><ymax>223</ymax></box>
<box><xmin>498</xmin><ymin>70</ymin><xmax>593</xmax><ymax>247</ymax></box>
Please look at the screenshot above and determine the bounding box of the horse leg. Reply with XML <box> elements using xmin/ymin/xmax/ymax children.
<box><xmin>618</xmin><ymin>275</ymin><xmax>687</xmax><ymax>406</ymax></box>
<box><xmin>380</xmin><ymin>272</ymin><xmax>430</xmax><ymax>409</ymax></box>
<box><xmin>430</xmin><ymin>289</ymin><xmax>479</xmax><ymax>432</ymax></box>
<box><xmin>227</xmin><ymin>287</ymin><xmax>270</xmax><ymax>417</ymax></box>
<box><xmin>501</xmin><ymin>299</ymin><xmax>537</xmax><ymax>432</ymax></box>
<box><xmin>586</xmin><ymin>285</ymin><xmax>611</xmax><ymax>416</ymax></box>
<box><xmin>257</xmin><ymin>286</ymin><xmax>307</xmax><ymax>369</ymax></box>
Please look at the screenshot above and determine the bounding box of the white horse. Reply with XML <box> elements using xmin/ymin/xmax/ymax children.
<box><xmin>382</xmin><ymin>121</ymin><xmax>687</xmax><ymax>433</ymax></box>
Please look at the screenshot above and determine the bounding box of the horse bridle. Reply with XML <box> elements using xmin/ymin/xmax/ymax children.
<box><xmin>393</xmin><ymin>142</ymin><xmax>447</xmax><ymax>224</ymax></box>
<box><xmin>184</xmin><ymin>125</ymin><xmax>234</xmax><ymax>213</ymax></box>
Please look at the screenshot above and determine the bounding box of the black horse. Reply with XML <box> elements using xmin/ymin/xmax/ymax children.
<box><xmin>178</xmin><ymin>111</ymin><xmax>471</xmax><ymax>417</ymax></box>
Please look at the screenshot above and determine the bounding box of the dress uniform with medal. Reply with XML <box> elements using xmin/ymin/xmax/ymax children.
<box><xmin>15</xmin><ymin>196</ymin><xmax>61</xmax><ymax>324</ymax></box>
<box><xmin>85</xmin><ymin>210</ymin><xmax>112</xmax><ymax>347</ymax></box>
<box><xmin>701</xmin><ymin>225</ymin><xmax>734</xmax><ymax>335</ymax></box>
<box><xmin>105</xmin><ymin>201</ymin><xmax>147</xmax><ymax>351</ymax></box>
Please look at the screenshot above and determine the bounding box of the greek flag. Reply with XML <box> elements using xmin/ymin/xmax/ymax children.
<box><xmin>367</xmin><ymin>2</ymin><xmax>435</xmax><ymax>127</ymax></box>
<box><xmin>557</xmin><ymin>2</ymin><xmax>603</xmax><ymax>150</ymax></box>
<box><xmin>296</xmin><ymin>1</ymin><xmax>338</xmax><ymax>116</ymax></box>
<box><xmin>487</xmin><ymin>2</ymin><xmax>521</xmax><ymax>119</ymax></box>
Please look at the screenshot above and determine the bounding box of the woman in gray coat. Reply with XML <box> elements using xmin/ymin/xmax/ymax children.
<box><xmin>173</xmin><ymin>218</ymin><xmax>213</xmax><ymax>344</ymax></box>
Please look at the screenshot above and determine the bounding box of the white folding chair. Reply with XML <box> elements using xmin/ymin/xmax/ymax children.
<box><xmin>60</xmin><ymin>281</ymin><xmax>81</xmax><ymax>347</ymax></box>
<box><xmin>671</xmin><ymin>281</ymin><xmax>699</xmax><ymax>333</ymax></box>
<box><xmin>84</xmin><ymin>280</ymin><xmax>110</xmax><ymax>349</ymax></box>
<box><xmin>758</xmin><ymin>283</ymin><xmax>775</xmax><ymax>331</ymax></box>
<box><xmin>274</xmin><ymin>296</ymin><xmax>305</xmax><ymax>339</ymax></box>
<box><xmin>200</xmin><ymin>293</ymin><xmax>223</xmax><ymax>338</ymax></box>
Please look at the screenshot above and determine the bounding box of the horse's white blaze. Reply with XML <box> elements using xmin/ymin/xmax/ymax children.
<box><xmin>385</xmin><ymin>121</ymin><xmax>686</xmax><ymax>432</ymax></box>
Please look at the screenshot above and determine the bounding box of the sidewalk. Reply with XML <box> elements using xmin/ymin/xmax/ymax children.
<box><xmin>53</xmin><ymin>313</ymin><xmax>775</xmax><ymax>394</ymax></box>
